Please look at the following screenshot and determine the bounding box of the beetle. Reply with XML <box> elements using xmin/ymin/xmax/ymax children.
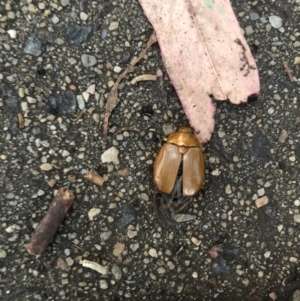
<box><xmin>154</xmin><ymin>125</ymin><xmax>205</xmax><ymax>197</ymax></box>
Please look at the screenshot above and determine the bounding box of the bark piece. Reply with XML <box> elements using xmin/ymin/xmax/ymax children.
<box><xmin>138</xmin><ymin>0</ymin><xmax>260</xmax><ymax>143</ymax></box>
<box><xmin>25</xmin><ymin>187</ymin><xmax>75</xmax><ymax>256</ymax></box>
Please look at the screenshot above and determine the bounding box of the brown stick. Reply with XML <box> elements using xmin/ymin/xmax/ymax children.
<box><xmin>25</xmin><ymin>187</ymin><xmax>75</xmax><ymax>256</ymax></box>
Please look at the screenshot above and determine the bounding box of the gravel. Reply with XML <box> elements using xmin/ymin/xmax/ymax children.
<box><xmin>1</xmin><ymin>0</ymin><xmax>300</xmax><ymax>300</ymax></box>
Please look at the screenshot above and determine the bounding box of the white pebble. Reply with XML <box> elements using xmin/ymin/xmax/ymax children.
<box><xmin>269</xmin><ymin>15</ymin><xmax>282</xmax><ymax>29</ymax></box>
<box><xmin>80</xmin><ymin>12</ymin><xmax>89</xmax><ymax>21</ymax></box>
<box><xmin>7</xmin><ymin>29</ymin><xmax>17</xmax><ymax>38</ymax></box>
<box><xmin>149</xmin><ymin>248</ymin><xmax>158</xmax><ymax>257</ymax></box>
<box><xmin>114</xmin><ymin>66</ymin><xmax>122</xmax><ymax>73</ymax></box>
<box><xmin>294</xmin><ymin>200</ymin><xmax>300</xmax><ymax>206</ymax></box>
<box><xmin>99</xmin><ymin>280</ymin><xmax>108</xmax><ymax>289</ymax></box>
<box><xmin>101</xmin><ymin>146</ymin><xmax>119</xmax><ymax>165</ymax></box>
<box><xmin>264</xmin><ymin>251</ymin><xmax>271</xmax><ymax>258</ymax></box>
<box><xmin>88</xmin><ymin>208</ymin><xmax>101</xmax><ymax>221</ymax></box>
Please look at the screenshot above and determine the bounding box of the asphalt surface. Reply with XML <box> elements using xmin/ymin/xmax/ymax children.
<box><xmin>1</xmin><ymin>0</ymin><xmax>300</xmax><ymax>300</ymax></box>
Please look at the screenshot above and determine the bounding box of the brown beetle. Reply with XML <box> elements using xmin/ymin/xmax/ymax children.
<box><xmin>153</xmin><ymin>126</ymin><xmax>205</xmax><ymax>225</ymax></box>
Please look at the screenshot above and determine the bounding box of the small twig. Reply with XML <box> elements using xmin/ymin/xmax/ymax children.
<box><xmin>114</xmin><ymin>127</ymin><xmax>140</xmax><ymax>135</ymax></box>
<box><xmin>25</xmin><ymin>188</ymin><xmax>75</xmax><ymax>256</ymax></box>
<box><xmin>18</xmin><ymin>113</ymin><xmax>24</xmax><ymax>128</ymax></box>
<box><xmin>283</xmin><ymin>61</ymin><xmax>296</xmax><ymax>82</ymax></box>
<box><xmin>103</xmin><ymin>32</ymin><xmax>157</xmax><ymax>141</ymax></box>
<box><xmin>131</xmin><ymin>74</ymin><xmax>157</xmax><ymax>85</ymax></box>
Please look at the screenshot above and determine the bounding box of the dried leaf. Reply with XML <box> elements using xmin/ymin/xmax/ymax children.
<box><xmin>138</xmin><ymin>0</ymin><xmax>260</xmax><ymax>143</ymax></box>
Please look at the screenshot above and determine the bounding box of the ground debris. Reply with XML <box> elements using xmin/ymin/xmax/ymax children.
<box><xmin>103</xmin><ymin>32</ymin><xmax>157</xmax><ymax>141</ymax></box>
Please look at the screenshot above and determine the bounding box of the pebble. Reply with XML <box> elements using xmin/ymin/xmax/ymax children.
<box><xmin>86</xmin><ymin>84</ymin><xmax>96</xmax><ymax>94</ymax></box>
<box><xmin>245</xmin><ymin>25</ymin><xmax>254</xmax><ymax>35</ymax></box>
<box><xmin>88</xmin><ymin>208</ymin><xmax>101</xmax><ymax>220</ymax></box>
<box><xmin>101</xmin><ymin>147</ymin><xmax>119</xmax><ymax>164</ymax></box>
<box><xmin>127</xmin><ymin>228</ymin><xmax>137</xmax><ymax>238</ymax></box>
<box><xmin>130</xmin><ymin>243</ymin><xmax>139</xmax><ymax>251</ymax></box>
<box><xmin>80</xmin><ymin>12</ymin><xmax>89</xmax><ymax>21</ymax></box>
<box><xmin>40</xmin><ymin>163</ymin><xmax>53</xmax><ymax>171</ymax></box>
<box><xmin>61</xmin><ymin>0</ymin><xmax>70</xmax><ymax>6</ymax></box>
<box><xmin>264</xmin><ymin>251</ymin><xmax>271</xmax><ymax>258</ymax></box>
<box><xmin>167</xmin><ymin>261</ymin><xmax>175</xmax><ymax>270</ymax></box>
<box><xmin>114</xmin><ymin>66</ymin><xmax>122</xmax><ymax>73</ymax></box>
<box><xmin>294</xmin><ymin>200</ymin><xmax>300</xmax><ymax>207</ymax></box>
<box><xmin>225</xmin><ymin>184</ymin><xmax>232</xmax><ymax>194</ymax></box>
<box><xmin>67</xmin><ymin>25</ymin><xmax>92</xmax><ymax>46</ymax></box>
<box><xmin>290</xmin><ymin>257</ymin><xmax>298</xmax><ymax>263</ymax></box>
<box><xmin>149</xmin><ymin>248</ymin><xmax>158</xmax><ymax>257</ymax></box>
<box><xmin>23</xmin><ymin>35</ymin><xmax>43</xmax><ymax>56</ymax></box>
<box><xmin>109</xmin><ymin>21</ymin><xmax>119</xmax><ymax>31</ymax></box>
<box><xmin>255</xmin><ymin>196</ymin><xmax>269</xmax><ymax>208</ymax></box>
<box><xmin>77</xmin><ymin>95</ymin><xmax>85</xmax><ymax>110</ymax></box>
<box><xmin>7</xmin><ymin>29</ymin><xmax>17</xmax><ymax>38</ymax></box>
<box><xmin>81</xmin><ymin>54</ymin><xmax>97</xmax><ymax>67</ymax></box>
<box><xmin>113</xmin><ymin>242</ymin><xmax>125</xmax><ymax>258</ymax></box>
<box><xmin>52</xmin><ymin>15</ymin><xmax>59</xmax><ymax>24</ymax></box>
<box><xmin>100</xmin><ymin>231</ymin><xmax>112</xmax><ymax>241</ymax></box>
<box><xmin>269</xmin><ymin>15</ymin><xmax>282</xmax><ymax>29</ymax></box>
<box><xmin>294</xmin><ymin>214</ymin><xmax>300</xmax><ymax>223</ymax></box>
<box><xmin>111</xmin><ymin>264</ymin><xmax>122</xmax><ymax>280</ymax></box>
<box><xmin>257</xmin><ymin>188</ymin><xmax>265</xmax><ymax>197</ymax></box>
<box><xmin>250</xmin><ymin>12</ymin><xmax>259</xmax><ymax>21</ymax></box>
<box><xmin>278</xmin><ymin>130</ymin><xmax>288</xmax><ymax>143</ymax></box>
<box><xmin>0</xmin><ymin>250</ymin><xmax>7</xmax><ymax>258</ymax></box>
<box><xmin>99</xmin><ymin>280</ymin><xmax>108</xmax><ymax>289</ymax></box>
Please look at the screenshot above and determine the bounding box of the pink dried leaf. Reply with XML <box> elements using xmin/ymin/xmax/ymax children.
<box><xmin>138</xmin><ymin>0</ymin><xmax>260</xmax><ymax>143</ymax></box>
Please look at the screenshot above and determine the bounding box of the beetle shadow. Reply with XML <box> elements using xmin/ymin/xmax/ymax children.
<box><xmin>153</xmin><ymin>177</ymin><xmax>194</xmax><ymax>228</ymax></box>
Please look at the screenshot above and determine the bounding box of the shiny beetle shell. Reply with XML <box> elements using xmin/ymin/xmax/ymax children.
<box><xmin>154</xmin><ymin>126</ymin><xmax>205</xmax><ymax>197</ymax></box>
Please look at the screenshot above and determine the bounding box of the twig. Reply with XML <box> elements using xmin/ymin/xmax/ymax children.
<box><xmin>283</xmin><ymin>61</ymin><xmax>296</xmax><ymax>82</ymax></box>
<box><xmin>103</xmin><ymin>32</ymin><xmax>157</xmax><ymax>141</ymax></box>
<box><xmin>25</xmin><ymin>188</ymin><xmax>75</xmax><ymax>256</ymax></box>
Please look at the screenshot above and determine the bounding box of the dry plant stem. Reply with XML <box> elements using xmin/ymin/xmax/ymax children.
<box><xmin>283</xmin><ymin>61</ymin><xmax>296</xmax><ymax>82</ymax></box>
<box><xmin>18</xmin><ymin>113</ymin><xmax>24</xmax><ymax>128</ymax></box>
<box><xmin>25</xmin><ymin>187</ymin><xmax>75</xmax><ymax>256</ymax></box>
<box><xmin>103</xmin><ymin>32</ymin><xmax>157</xmax><ymax>140</ymax></box>
<box><xmin>114</xmin><ymin>127</ymin><xmax>139</xmax><ymax>135</ymax></box>
<box><xmin>131</xmin><ymin>74</ymin><xmax>157</xmax><ymax>84</ymax></box>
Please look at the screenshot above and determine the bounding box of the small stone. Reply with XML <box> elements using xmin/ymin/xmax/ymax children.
<box><xmin>149</xmin><ymin>248</ymin><xmax>158</xmax><ymax>257</ymax></box>
<box><xmin>52</xmin><ymin>15</ymin><xmax>59</xmax><ymax>24</ymax></box>
<box><xmin>100</xmin><ymin>231</ymin><xmax>112</xmax><ymax>241</ymax></box>
<box><xmin>81</xmin><ymin>54</ymin><xmax>97</xmax><ymax>67</ymax></box>
<box><xmin>114</xmin><ymin>66</ymin><xmax>122</xmax><ymax>73</ymax></box>
<box><xmin>245</xmin><ymin>25</ymin><xmax>254</xmax><ymax>35</ymax></box>
<box><xmin>255</xmin><ymin>196</ymin><xmax>269</xmax><ymax>208</ymax></box>
<box><xmin>113</xmin><ymin>242</ymin><xmax>125</xmax><ymax>258</ymax></box>
<box><xmin>0</xmin><ymin>250</ymin><xmax>7</xmax><ymax>258</ymax></box>
<box><xmin>7</xmin><ymin>29</ymin><xmax>17</xmax><ymax>38</ymax></box>
<box><xmin>167</xmin><ymin>261</ymin><xmax>175</xmax><ymax>270</ymax></box>
<box><xmin>130</xmin><ymin>243</ymin><xmax>139</xmax><ymax>252</ymax></box>
<box><xmin>290</xmin><ymin>257</ymin><xmax>298</xmax><ymax>263</ymax></box>
<box><xmin>101</xmin><ymin>146</ymin><xmax>119</xmax><ymax>164</ymax></box>
<box><xmin>225</xmin><ymin>184</ymin><xmax>232</xmax><ymax>194</ymax></box>
<box><xmin>257</xmin><ymin>188</ymin><xmax>265</xmax><ymax>197</ymax></box>
<box><xmin>87</xmin><ymin>84</ymin><xmax>96</xmax><ymax>94</ymax></box>
<box><xmin>293</xmin><ymin>41</ymin><xmax>300</xmax><ymax>48</ymax></box>
<box><xmin>67</xmin><ymin>25</ymin><xmax>92</xmax><ymax>46</ymax></box>
<box><xmin>99</xmin><ymin>280</ymin><xmax>108</xmax><ymax>289</ymax></box>
<box><xmin>191</xmin><ymin>237</ymin><xmax>201</xmax><ymax>246</ymax></box>
<box><xmin>264</xmin><ymin>251</ymin><xmax>271</xmax><ymax>258</ymax></box>
<box><xmin>278</xmin><ymin>130</ymin><xmax>288</xmax><ymax>143</ymax></box>
<box><xmin>77</xmin><ymin>95</ymin><xmax>85</xmax><ymax>110</ymax></box>
<box><xmin>294</xmin><ymin>214</ymin><xmax>300</xmax><ymax>224</ymax></box>
<box><xmin>109</xmin><ymin>21</ymin><xmax>119</xmax><ymax>31</ymax></box>
<box><xmin>111</xmin><ymin>264</ymin><xmax>122</xmax><ymax>280</ymax></box>
<box><xmin>250</xmin><ymin>12</ymin><xmax>259</xmax><ymax>21</ymax></box>
<box><xmin>82</xmin><ymin>91</ymin><xmax>90</xmax><ymax>102</ymax></box>
<box><xmin>88</xmin><ymin>208</ymin><xmax>101</xmax><ymax>220</ymax></box>
<box><xmin>127</xmin><ymin>228</ymin><xmax>137</xmax><ymax>238</ymax></box>
<box><xmin>57</xmin><ymin>258</ymin><xmax>69</xmax><ymax>270</ymax></box>
<box><xmin>269</xmin><ymin>15</ymin><xmax>282</xmax><ymax>29</ymax></box>
<box><xmin>61</xmin><ymin>0</ymin><xmax>70</xmax><ymax>6</ymax></box>
<box><xmin>277</xmin><ymin>224</ymin><xmax>283</xmax><ymax>232</ymax></box>
<box><xmin>294</xmin><ymin>200</ymin><xmax>300</xmax><ymax>207</ymax></box>
<box><xmin>294</xmin><ymin>57</ymin><xmax>300</xmax><ymax>65</ymax></box>
<box><xmin>40</xmin><ymin>163</ymin><xmax>53</xmax><ymax>171</ymax></box>
<box><xmin>28</xmin><ymin>3</ymin><xmax>36</xmax><ymax>13</ymax></box>
<box><xmin>80</xmin><ymin>12</ymin><xmax>89</xmax><ymax>21</ymax></box>
<box><xmin>258</xmin><ymin>271</ymin><xmax>264</xmax><ymax>277</ymax></box>
<box><xmin>192</xmin><ymin>271</ymin><xmax>198</xmax><ymax>278</ymax></box>
<box><xmin>23</xmin><ymin>35</ymin><xmax>43</xmax><ymax>56</ymax></box>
